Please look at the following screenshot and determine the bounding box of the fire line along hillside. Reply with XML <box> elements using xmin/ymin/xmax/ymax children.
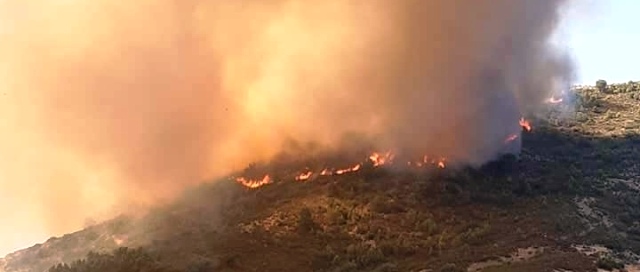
<box><xmin>1</xmin><ymin>81</ymin><xmax>640</xmax><ymax>272</ymax></box>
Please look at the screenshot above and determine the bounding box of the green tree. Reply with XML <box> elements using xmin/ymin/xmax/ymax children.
<box><xmin>49</xmin><ymin>247</ymin><xmax>176</xmax><ymax>272</ymax></box>
<box><xmin>596</xmin><ymin>79</ymin><xmax>608</xmax><ymax>93</ymax></box>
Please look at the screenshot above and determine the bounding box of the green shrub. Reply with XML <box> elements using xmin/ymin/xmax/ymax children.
<box><xmin>596</xmin><ymin>79</ymin><xmax>608</xmax><ymax>93</ymax></box>
<box><xmin>49</xmin><ymin>247</ymin><xmax>175</xmax><ymax>272</ymax></box>
<box><xmin>369</xmin><ymin>196</ymin><xmax>404</xmax><ymax>214</ymax></box>
<box><xmin>297</xmin><ymin>207</ymin><xmax>318</xmax><ymax>234</ymax></box>
<box><xmin>596</xmin><ymin>255</ymin><xmax>624</xmax><ymax>271</ymax></box>
<box><xmin>439</xmin><ymin>263</ymin><xmax>464</xmax><ymax>272</ymax></box>
<box><xmin>416</xmin><ymin>217</ymin><xmax>439</xmax><ymax>235</ymax></box>
<box><xmin>345</xmin><ymin>242</ymin><xmax>386</xmax><ymax>269</ymax></box>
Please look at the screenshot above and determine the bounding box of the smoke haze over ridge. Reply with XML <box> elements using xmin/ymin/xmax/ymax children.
<box><xmin>0</xmin><ymin>0</ymin><xmax>574</xmax><ymax>255</ymax></box>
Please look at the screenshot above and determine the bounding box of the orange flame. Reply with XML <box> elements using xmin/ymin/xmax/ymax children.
<box><xmin>546</xmin><ymin>96</ymin><xmax>563</xmax><ymax>104</ymax></box>
<box><xmin>295</xmin><ymin>171</ymin><xmax>313</xmax><ymax>181</ymax></box>
<box><xmin>335</xmin><ymin>164</ymin><xmax>361</xmax><ymax>175</ymax></box>
<box><xmin>408</xmin><ymin>155</ymin><xmax>449</xmax><ymax>168</ymax></box>
<box><xmin>237</xmin><ymin>151</ymin><xmax>452</xmax><ymax>189</ymax></box>
<box><xmin>369</xmin><ymin>151</ymin><xmax>394</xmax><ymax>167</ymax></box>
<box><xmin>236</xmin><ymin>175</ymin><xmax>272</xmax><ymax>188</ymax></box>
<box><xmin>437</xmin><ymin>158</ymin><xmax>446</xmax><ymax>169</ymax></box>
<box><xmin>112</xmin><ymin>235</ymin><xmax>127</xmax><ymax>246</ymax></box>
<box><xmin>504</xmin><ymin>133</ymin><xmax>518</xmax><ymax>143</ymax></box>
<box><xmin>519</xmin><ymin>118</ymin><xmax>532</xmax><ymax>132</ymax></box>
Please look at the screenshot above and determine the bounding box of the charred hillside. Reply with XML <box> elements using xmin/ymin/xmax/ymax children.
<box><xmin>2</xmin><ymin>82</ymin><xmax>640</xmax><ymax>272</ymax></box>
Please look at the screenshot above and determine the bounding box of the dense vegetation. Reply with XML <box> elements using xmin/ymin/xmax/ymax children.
<box><xmin>593</xmin><ymin>79</ymin><xmax>640</xmax><ymax>95</ymax></box>
<box><xmin>48</xmin><ymin>248</ymin><xmax>175</xmax><ymax>272</ymax></box>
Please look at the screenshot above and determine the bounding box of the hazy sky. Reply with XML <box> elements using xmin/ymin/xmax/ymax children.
<box><xmin>556</xmin><ymin>0</ymin><xmax>640</xmax><ymax>84</ymax></box>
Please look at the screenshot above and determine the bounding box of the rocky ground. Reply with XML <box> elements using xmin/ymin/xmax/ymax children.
<box><xmin>1</xmin><ymin>83</ymin><xmax>640</xmax><ymax>272</ymax></box>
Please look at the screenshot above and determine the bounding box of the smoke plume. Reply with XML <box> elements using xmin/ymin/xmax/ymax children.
<box><xmin>0</xmin><ymin>0</ymin><xmax>573</xmax><ymax>254</ymax></box>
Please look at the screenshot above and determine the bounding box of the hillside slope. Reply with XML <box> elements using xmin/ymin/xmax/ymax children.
<box><xmin>2</xmin><ymin>83</ymin><xmax>640</xmax><ymax>272</ymax></box>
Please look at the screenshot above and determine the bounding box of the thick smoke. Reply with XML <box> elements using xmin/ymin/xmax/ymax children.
<box><xmin>0</xmin><ymin>0</ymin><xmax>573</xmax><ymax>254</ymax></box>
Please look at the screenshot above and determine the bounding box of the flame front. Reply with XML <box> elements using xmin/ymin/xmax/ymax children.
<box><xmin>234</xmin><ymin>115</ymin><xmax>533</xmax><ymax>189</ymax></box>
<box><xmin>295</xmin><ymin>170</ymin><xmax>313</xmax><ymax>181</ymax></box>
<box><xmin>406</xmin><ymin>155</ymin><xmax>448</xmax><ymax>169</ymax></box>
<box><xmin>236</xmin><ymin>175</ymin><xmax>272</xmax><ymax>188</ymax></box>
<box><xmin>335</xmin><ymin>164</ymin><xmax>361</xmax><ymax>175</ymax></box>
